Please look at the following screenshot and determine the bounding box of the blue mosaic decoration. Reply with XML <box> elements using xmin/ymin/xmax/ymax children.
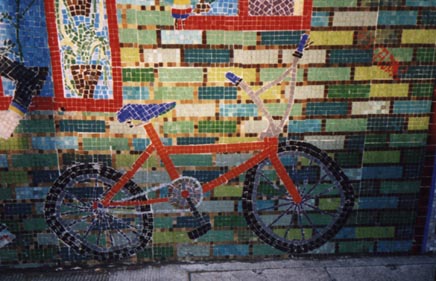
<box><xmin>117</xmin><ymin>102</ymin><xmax>177</xmax><ymax>123</ymax></box>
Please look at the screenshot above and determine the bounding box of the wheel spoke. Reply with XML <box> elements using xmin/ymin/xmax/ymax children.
<box><xmin>256</xmin><ymin>201</ymin><xmax>292</xmax><ymax>212</ymax></box>
<box><xmin>267</xmin><ymin>204</ymin><xmax>294</xmax><ymax>228</ymax></box>
<box><xmin>303</xmin><ymin>202</ymin><xmax>336</xmax><ymax>217</ymax></box>
<box><xmin>257</xmin><ymin>171</ymin><xmax>285</xmax><ymax>194</ymax></box>
<box><xmin>302</xmin><ymin>174</ymin><xmax>328</xmax><ymax>199</ymax></box>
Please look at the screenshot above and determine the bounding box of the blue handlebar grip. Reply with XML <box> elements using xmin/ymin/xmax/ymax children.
<box><xmin>297</xmin><ymin>33</ymin><xmax>309</xmax><ymax>53</ymax></box>
<box><xmin>225</xmin><ymin>72</ymin><xmax>242</xmax><ymax>85</ymax></box>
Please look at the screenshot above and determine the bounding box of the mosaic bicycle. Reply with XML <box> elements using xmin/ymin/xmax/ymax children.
<box><xmin>44</xmin><ymin>34</ymin><xmax>354</xmax><ymax>260</ymax></box>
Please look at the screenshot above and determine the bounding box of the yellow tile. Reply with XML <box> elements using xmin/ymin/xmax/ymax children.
<box><xmin>402</xmin><ymin>29</ymin><xmax>436</xmax><ymax>44</ymax></box>
<box><xmin>370</xmin><ymin>83</ymin><xmax>409</xmax><ymax>98</ymax></box>
<box><xmin>208</xmin><ymin>67</ymin><xmax>256</xmax><ymax>83</ymax></box>
<box><xmin>120</xmin><ymin>47</ymin><xmax>139</xmax><ymax>63</ymax></box>
<box><xmin>310</xmin><ymin>31</ymin><xmax>354</xmax><ymax>46</ymax></box>
<box><xmin>408</xmin><ymin>117</ymin><xmax>430</xmax><ymax>131</ymax></box>
<box><xmin>240</xmin><ymin>85</ymin><xmax>282</xmax><ymax>101</ymax></box>
<box><xmin>354</xmin><ymin>66</ymin><xmax>393</xmax><ymax>81</ymax></box>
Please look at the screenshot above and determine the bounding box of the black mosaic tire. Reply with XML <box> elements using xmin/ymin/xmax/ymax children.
<box><xmin>242</xmin><ymin>140</ymin><xmax>354</xmax><ymax>253</ymax></box>
<box><xmin>44</xmin><ymin>163</ymin><xmax>153</xmax><ymax>260</ymax></box>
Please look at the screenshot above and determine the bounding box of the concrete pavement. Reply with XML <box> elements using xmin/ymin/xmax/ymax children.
<box><xmin>0</xmin><ymin>255</ymin><xmax>435</xmax><ymax>281</ymax></box>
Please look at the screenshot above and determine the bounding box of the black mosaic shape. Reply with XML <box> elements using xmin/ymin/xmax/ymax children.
<box><xmin>241</xmin><ymin>140</ymin><xmax>354</xmax><ymax>254</ymax></box>
<box><xmin>44</xmin><ymin>163</ymin><xmax>154</xmax><ymax>260</ymax></box>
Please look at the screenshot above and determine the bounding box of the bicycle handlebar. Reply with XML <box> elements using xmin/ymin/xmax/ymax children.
<box><xmin>225</xmin><ymin>33</ymin><xmax>310</xmax><ymax>85</ymax></box>
<box><xmin>294</xmin><ymin>33</ymin><xmax>309</xmax><ymax>57</ymax></box>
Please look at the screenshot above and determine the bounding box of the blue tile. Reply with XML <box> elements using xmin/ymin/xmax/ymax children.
<box><xmin>15</xmin><ymin>187</ymin><xmax>50</xmax><ymax>200</ymax></box>
<box><xmin>393</xmin><ymin>100</ymin><xmax>432</xmax><ymax>114</ymax></box>
<box><xmin>377</xmin><ymin>240</ymin><xmax>412</xmax><ymax>252</ymax></box>
<box><xmin>213</xmin><ymin>244</ymin><xmax>249</xmax><ymax>256</ymax></box>
<box><xmin>362</xmin><ymin>166</ymin><xmax>403</xmax><ymax>179</ymax></box>
<box><xmin>0</xmin><ymin>155</ymin><xmax>7</xmax><ymax>168</ymax></box>
<box><xmin>288</xmin><ymin>119</ymin><xmax>322</xmax><ymax>133</ymax></box>
<box><xmin>358</xmin><ymin>197</ymin><xmax>399</xmax><ymax>209</ymax></box>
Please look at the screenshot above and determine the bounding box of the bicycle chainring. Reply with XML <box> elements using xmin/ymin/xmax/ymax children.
<box><xmin>168</xmin><ymin>177</ymin><xmax>203</xmax><ymax>209</ymax></box>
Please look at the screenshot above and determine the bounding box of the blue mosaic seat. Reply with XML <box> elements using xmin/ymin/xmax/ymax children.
<box><xmin>117</xmin><ymin>102</ymin><xmax>176</xmax><ymax>123</ymax></box>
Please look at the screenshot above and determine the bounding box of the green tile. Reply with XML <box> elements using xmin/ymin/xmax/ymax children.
<box><xmin>313</xmin><ymin>0</ymin><xmax>357</xmax><ymax>7</ymax></box>
<box><xmin>335</xmin><ymin>152</ymin><xmax>362</xmax><ymax>167</ymax></box>
<box><xmin>265</xmin><ymin>103</ymin><xmax>302</xmax><ymax>117</ymax></box>
<box><xmin>402</xmin><ymin>149</ymin><xmax>425</xmax><ymax>163</ymax></box>
<box><xmin>15</xmin><ymin>120</ymin><xmax>55</xmax><ymax>133</ymax></box>
<box><xmin>379</xmin><ymin>211</ymin><xmax>416</xmax><ymax>224</ymax></box>
<box><xmin>363</xmin><ymin>150</ymin><xmax>400</xmax><ymax>164</ymax></box>
<box><xmin>252</xmin><ymin>244</ymin><xmax>285</xmax><ymax>256</ymax></box>
<box><xmin>154</xmin><ymin>87</ymin><xmax>194</xmax><ymax>100</ymax></box>
<box><xmin>339</xmin><ymin>241</ymin><xmax>374</xmax><ymax>253</ymax></box>
<box><xmin>390</xmin><ymin>133</ymin><xmax>427</xmax><ymax>147</ymax></box>
<box><xmin>355</xmin><ymin>226</ymin><xmax>395</xmax><ymax>239</ymax></box>
<box><xmin>23</xmin><ymin>218</ymin><xmax>48</xmax><ymax>231</ymax></box>
<box><xmin>118</xmin><ymin>28</ymin><xmax>139</xmax><ymax>43</ymax></box>
<box><xmin>328</xmin><ymin>84</ymin><xmax>370</xmax><ymax>98</ymax></box>
<box><xmin>122</xmin><ymin>68</ymin><xmax>154</xmax><ymax>82</ymax></box>
<box><xmin>364</xmin><ymin>134</ymin><xmax>388</xmax><ymax>148</ymax></box>
<box><xmin>213</xmin><ymin>185</ymin><xmax>243</xmax><ymax>197</ymax></box>
<box><xmin>154</xmin><ymin>217</ymin><xmax>174</xmax><ymax>228</ymax></box>
<box><xmin>206</xmin><ymin>31</ymin><xmax>257</xmax><ymax>46</ymax></box>
<box><xmin>0</xmin><ymin>187</ymin><xmax>12</xmax><ymax>200</ymax></box>
<box><xmin>59</xmin><ymin>120</ymin><xmax>106</xmax><ymax>133</ymax></box>
<box><xmin>0</xmin><ymin>250</ymin><xmax>18</xmax><ymax>261</ymax></box>
<box><xmin>417</xmin><ymin>48</ymin><xmax>436</xmax><ymax>62</ymax></box>
<box><xmin>138</xmin><ymin>246</ymin><xmax>174</xmax><ymax>259</ymax></box>
<box><xmin>82</xmin><ymin>138</ymin><xmax>129</xmax><ymax>150</ymax></box>
<box><xmin>260</xmin><ymin>68</ymin><xmax>304</xmax><ymax>82</ymax></box>
<box><xmin>325</xmin><ymin>119</ymin><xmax>367</xmax><ymax>132</ymax></box>
<box><xmin>0</xmin><ymin>171</ymin><xmax>28</xmax><ymax>184</ymax></box>
<box><xmin>138</xmin><ymin>30</ymin><xmax>158</xmax><ymax>45</ymax></box>
<box><xmin>214</xmin><ymin>215</ymin><xmax>247</xmax><ymax>227</ymax></box>
<box><xmin>170</xmin><ymin>154</ymin><xmax>213</xmax><ymax>166</ymax></box>
<box><xmin>198</xmin><ymin>230</ymin><xmax>234</xmax><ymax>242</ymax></box>
<box><xmin>0</xmin><ymin>137</ymin><xmax>29</xmax><ymax>150</ymax></box>
<box><xmin>163</xmin><ymin>121</ymin><xmax>194</xmax><ymax>134</ymax></box>
<box><xmin>380</xmin><ymin>181</ymin><xmax>421</xmax><ymax>194</ymax></box>
<box><xmin>308</xmin><ymin>67</ymin><xmax>351</xmax><ymax>81</ymax></box>
<box><xmin>198</xmin><ymin>121</ymin><xmax>237</xmax><ymax>133</ymax></box>
<box><xmin>129</xmin><ymin>10</ymin><xmax>173</xmax><ymax>26</ymax></box>
<box><xmin>411</xmin><ymin>83</ymin><xmax>434</xmax><ymax>97</ymax></box>
<box><xmin>152</xmin><ymin>231</ymin><xmax>190</xmax><ymax>243</ymax></box>
<box><xmin>12</xmin><ymin>154</ymin><xmax>58</xmax><ymax>168</ymax></box>
<box><xmin>159</xmin><ymin>68</ymin><xmax>203</xmax><ymax>82</ymax></box>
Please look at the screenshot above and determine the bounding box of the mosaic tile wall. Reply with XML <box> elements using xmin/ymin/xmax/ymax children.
<box><xmin>0</xmin><ymin>0</ymin><xmax>436</xmax><ymax>268</ymax></box>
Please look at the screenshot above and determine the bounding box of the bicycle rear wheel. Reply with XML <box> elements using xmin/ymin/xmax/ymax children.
<box><xmin>44</xmin><ymin>163</ymin><xmax>153</xmax><ymax>260</ymax></box>
<box><xmin>242</xmin><ymin>140</ymin><xmax>354</xmax><ymax>253</ymax></box>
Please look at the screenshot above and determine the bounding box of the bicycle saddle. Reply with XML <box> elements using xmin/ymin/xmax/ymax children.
<box><xmin>117</xmin><ymin>102</ymin><xmax>176</xmax><ymax>123</ymax></box>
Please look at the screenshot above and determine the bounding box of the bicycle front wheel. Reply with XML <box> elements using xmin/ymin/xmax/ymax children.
<box><xmin>44</xmin><ymin>163</ymin><xmax>154</xmax><ymax>260</ymax></box>
<box><xmin>242</xmin><ymin>140</ymin><xmax>354</xmax><ymax>253</ymax></box>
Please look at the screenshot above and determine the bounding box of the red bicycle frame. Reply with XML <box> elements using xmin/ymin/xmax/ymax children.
<box><xmin>100</xmin><ymin>122</ymin><xmax>302</xmax><ymax>208</ymax></box>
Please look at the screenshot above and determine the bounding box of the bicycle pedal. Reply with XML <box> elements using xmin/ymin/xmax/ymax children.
<box><xmin>187</xmin><ymin>222</ymin><xmax>212</xmax><ymax>240</ymax></box>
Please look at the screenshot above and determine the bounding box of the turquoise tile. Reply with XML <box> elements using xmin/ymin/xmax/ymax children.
<box><xmin>220</xmin><ymin>104</ymin><xmax>258</xmax><ymax>117</ymax></box>
<box><xmin>213</xmin><ymin>244</ymin><xmax>249</xmax><ymax>256</ymax></box>
<box><xmin>306</xmin><ymin>102</ymin><xmax>349</xmax><ymax>116</ymax></box>
<box><xmin>199</xmin><ymin>87</ymin><xmax>237</xmax><ymax>100</ymax></box>
<box><xmin>288</xmin><ymin>119</ymin><xmax>322</xmax><ymax>133</ymax></box>
<box><xmin>406</xmin><ymin>0</ymin><xmax>436</xmax><ymax>6</ymax></box>
<box><xmin>184</xmin><ymin>49</ymin><xmax>230</xmax><ymax>63</ymax></box>
<box><xmin>378</xmin><ymin>11</ymin><xmax>418</xmax><ymax>25</ymax></box>
<box><xmin>311</xmin><ymin>12</ymin><xmax>330</xmax><ymax>27</ymax></box>
<box><xmin>122</xmin><ymin>86</ymin><xmax>150</xmax><ymax>100</ymax></box>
